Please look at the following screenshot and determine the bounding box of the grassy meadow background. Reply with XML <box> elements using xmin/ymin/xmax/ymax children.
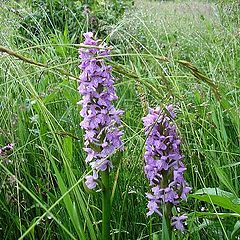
<box><xmin>0</xmin><ymin>0</ymin><xmax>240</xmax><ymax>239</ymax></box>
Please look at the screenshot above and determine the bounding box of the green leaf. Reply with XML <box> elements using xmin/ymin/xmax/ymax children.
<box><xmin>190</xmin><ymin>219</ymin><xmax>215</xmax><ymax>234</ymax></box>
<box><xmin>231</xmin><ymin>221</ymin><xmax>240</xmax><ymax>239</ymax></box>
<box><xmin>50</xmin><ymin>157</ymin><xmax>86</xmax><ymax>240</ymax></box>
<box><xmin>29</xmin><ymin>217</ymin><xmax>39</xmax><ymax>240</ymax></box>
<box><xmin>63</xmin><ymin>136</ymin><xmax>73</xmax><ymax>162</ymax></box>
<box><xmin>189</xmin><ymin>211</ymin><xmax>240</xmax><ymax>219</ymax></box>
<box><xmin>215</xmin><ymin>167</ymin><xmax>237</xmax><ymax>196</ymax></box>
<box><xmin>153</xmin><ymin>232</ymin><xmax>159</xmax><ymax>240</ymax></box>
<box><xmin>43</xmin><ymin>91</ymin><xmax>59</xmax><ymax>104</ymax></box>
<box><xmin>60</xmin><ymin>81</ymin><xmax>78</xmax><ymax>105</ymax></box>
<box><xmin>191</xmin><ymin>188</ymin><xmax>240</xmax><ymax>215</ymax></box>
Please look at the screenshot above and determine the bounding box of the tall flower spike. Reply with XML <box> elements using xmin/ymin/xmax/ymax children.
<box><xmin>143</xmin><ymin>106</ymin><xmax>191</xmax><ymax>231</ymax></box>
<box><xmin>78</xmin><ymin>32</ymin><xmax>124</xmax><ymax>189</ymax></box>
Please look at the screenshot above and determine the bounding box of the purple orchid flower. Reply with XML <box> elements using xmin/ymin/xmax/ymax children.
<box><xmin>78</xmin><ymin>32</ymin><xmax>123</xmax><ymax>189</ymax></box>
<box><xmin>171</xmin><ymin>215</ymin><xmax>188</xmax><ymax>231</ymax></box>
<box><xmin>143</xmin><ymin>106</ymin><xmax>191</xmax><ymax>231</ymax></box>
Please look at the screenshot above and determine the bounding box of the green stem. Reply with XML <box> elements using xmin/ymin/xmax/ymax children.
<box><xmin>161</xmin><ymin>171</ymin><xmax>173</xmax><ymax>240</ymax></box>
<box><xmin>101</xmin><ymin>169</ymin><xmax>111</xmax><ymax>240</ymax></box>
<box><xmin>163</xmin><ymin>203</ymin><xmax>172</xmax><ymax>240</ymax></box>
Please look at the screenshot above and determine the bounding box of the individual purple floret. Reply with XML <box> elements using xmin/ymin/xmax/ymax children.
<box><xmin>0</xmin><ymin>143</ymin><xmax>14</xmax><ymax>156</ymax></box>
<box><xmin>171</xmin><ymin>214</ymin><xmax>187</xmax><ymax>232</ymax></box>
<box><xmin>78</xmin><ymin>32</ymin><xmax>123</xmax><ymax>189</ymax></box>
<box><xmin>142</xmin><ymin>106</ymin><xmax>191</xmax><ymax>231</ymax></box>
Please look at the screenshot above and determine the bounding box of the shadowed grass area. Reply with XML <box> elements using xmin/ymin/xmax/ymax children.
<box><xmin>0</xmin><ymin>0</ymin><xmax>240</xmax><ymax>239</ymax></box>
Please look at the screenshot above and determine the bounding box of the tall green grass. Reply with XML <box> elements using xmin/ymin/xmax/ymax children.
<box><xmin>0</xmin><ymin>0</ymin><xmax>239</xmax><ymax>239</ymax></box>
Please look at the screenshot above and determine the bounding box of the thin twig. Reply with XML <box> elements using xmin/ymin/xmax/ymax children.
<box><xmin>0</xmin><ymin>45</ymin><xmax>79</xmax><ymax>80</ymax></box>
<box><xmin>0</xmin><ymin>45</ymin><xmax>47</xmax><ymax>67</ymax></box>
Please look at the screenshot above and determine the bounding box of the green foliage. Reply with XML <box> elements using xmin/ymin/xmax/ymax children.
<box><xmin>18</xmin><ymin>0</ymin><xmax>133</xmax><ymax>42</ymax></box>
<box><xmin>191</xmin><ymin>188</ymin><xmax>240</xmax><ymax>215</ymax></box>
<box><xmin>218</xmin><ymin>0</ymin><xmax>240</xmax><ymax>26</ymax></box>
